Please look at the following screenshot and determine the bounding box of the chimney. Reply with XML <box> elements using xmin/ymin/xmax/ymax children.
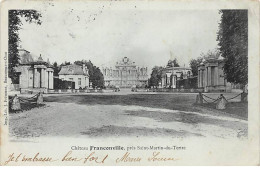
<box><xmin>83</xmin><ymin>63</ymin><xmax>86</xmax><ymax>74</ymax></box>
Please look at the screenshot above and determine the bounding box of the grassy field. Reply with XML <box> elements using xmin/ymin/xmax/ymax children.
<box><xmin>44</xmin><ymin>93</ymin><xmax>248</xmax><ymax>119</ymax></box>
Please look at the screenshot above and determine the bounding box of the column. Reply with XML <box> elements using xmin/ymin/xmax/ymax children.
<box><xmin>170</xmin><ymin>75</ymin><xmax>173</xmax><ymax>88</ymax></box>
<box><xmin>201</xmin><ymin>70</ymin><xmax>204</xmax><ymax>87</ymax></box>
<box><xmin>204</xmin><ymin>68</ymin><xmax>207</xmax><ymax>87</ymax></box>
<box><xmin>215</xmin><ymin>66</ymin><xmax>219</xmax><ymax>86</ymax></box>
<box><xmin>45</xmin><ymin>70</ymin><xmax>48</xmax><ymax>89</ymax></box>
<box><xmin>197</xmin><ymin>70</ymin><xmax>200</xmax><ymax>88</ymax></box>
<box><xmin>200</xmin><ymin>70</ymin><xmax>204</xmax><ymax>87</ymax></box>
<box><xmin>86</xmin><ymin>76</ymin><xmax>89</xmax><ymax>88</ymax></box>
<box><xmin>47</xmin><ymin>71</ymin><xmax>50</xmax><ymax>89</ymax></box>
<box><xmin>34</xmin><ymin>68</ymin><xmax>37</xmax><ymax>88</ymax></box>
<box><xmin>50</xmin><ymin>71</ymin><xmax>54</xmax><ymax>89</ymax></box>
<box><xmin>173</xmin><ymin>76</ymin><xmax>176</xmax><ymax>88</ymax></box>
<box><xmin>168</xmin><ymin>74</ymin><xmax>171</xmax><ymax>86</ymax></box>
<box><xmin>41</xmin><ymin>68</ymin><xmax>45</xmax><ymax>88</ymax></box>
<box><xmin>208</xmin><ymin>66</ymin><xmax>211</xmax><ymax>86</ymax></box>
<box><xmin>201</xmin><ymin>70</ymin><xmax>203</xmax><ymax>87</ymax></box>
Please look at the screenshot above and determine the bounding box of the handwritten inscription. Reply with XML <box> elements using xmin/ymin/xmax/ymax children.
<box><xmin>4</xmin><ymin>153</ymin><xmax>57</xmax><ymax>165</ymax></box>
<box><xmin>4</xmin><ymin>151</ymin><xmax>180</xmax><ymax>165</ymax></box>
<box><xmin>148</xmin><ymin>152</ymin><xmax>179</xmax><ymax>162</ymax></box>
<box><xmin>116</xmin><ymin>152</ymin><xmax>142</xmax><ymax>163</ymax></box>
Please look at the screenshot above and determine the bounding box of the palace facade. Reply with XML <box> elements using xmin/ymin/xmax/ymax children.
<box><xmin>102</xmin><ymin>57</ymin><xmax>148</xmax><ymax>88</ymax></box>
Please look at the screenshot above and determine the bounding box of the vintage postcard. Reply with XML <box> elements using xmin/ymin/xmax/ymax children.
<box><xmin>0</xmin><ymin>0</ymin><xmax>259</xmax><ymax>166</ymax></box>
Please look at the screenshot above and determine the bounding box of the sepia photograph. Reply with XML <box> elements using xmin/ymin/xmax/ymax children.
<box><xmin>1</xmin><ymin>0</ymin><xmax>259</xmax><ymax>166</ymax></box>
<box><xmin>8</xmin><ymin>4</ymin><xmax>248</xmax><ymax>140</ymax></box>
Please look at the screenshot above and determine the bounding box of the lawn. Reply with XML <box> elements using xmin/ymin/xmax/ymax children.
<box><xmin>44</xmin><ymin>93</ymin><xmax>248</xmax><ymax>119</ymax></box>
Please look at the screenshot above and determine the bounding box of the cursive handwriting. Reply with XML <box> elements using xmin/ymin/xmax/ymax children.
<box><xmin>116</xmin><ymin>152</ymin><xmax>142</xmax><ymax>163</ymax></box>
<box><xmin>4</xmin><ymin>151</ymin><xmax>179</xmax><ymax>165</ymax></box>
<box><xmin>4</xmin><ymin>153</ymin><xmax>57</xmax><ymax>165</ymax></box>
<box><xmin>148</xmin><ymin>152</ymin><xmax>180</xmax><ymax>162</ymax></box>
<box><xmin>62</xmin><ymin>151</ymin><xmax>83</xmax><ymax>162</ymax></box>
<box><xmin>83</xmin><ymin>151</ymin><xmax>108</xmax><ymax>164</ymax></box>
<box><xmin>62</xmin><ymin>151</ymin><xmax>108</xmax><ymax>164</ymax></box>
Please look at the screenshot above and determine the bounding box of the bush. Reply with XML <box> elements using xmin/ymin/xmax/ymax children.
<box><xmin>176</xmin><ymin>77</ymin><xmax>197</xmax><ymax>89</ymax></box>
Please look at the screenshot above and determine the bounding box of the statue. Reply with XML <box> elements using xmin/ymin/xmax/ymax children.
<box><xmin>11</xmin><ymin>94</ymin><xmax>21</xmax><ymax>111</ymax></box>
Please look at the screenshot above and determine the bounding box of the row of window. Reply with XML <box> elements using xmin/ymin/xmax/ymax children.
<box><xmin>104</xmin><ymin>70</ymin><xmax>147</xmax><ymax>76</ymax></box>
<box><xmin>61</xmin><ymin>78</ymin><xmax>86</xmax><ymax>85</ymax></box>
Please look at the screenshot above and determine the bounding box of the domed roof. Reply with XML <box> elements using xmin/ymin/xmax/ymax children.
<box><xmin>37</xmin><ymin>55</ymin><xmax>44</xmax><ymax>62</ymax></box>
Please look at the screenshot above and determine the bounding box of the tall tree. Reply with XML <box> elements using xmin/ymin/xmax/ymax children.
<box><xmin>167</xmin><ymin>58</ymin><xmax>180</xmax><ymax>67</ymax></box>
<box><xmin>189</xmin><ymin>50</ymin><xmax>220</xmax><ymax>76</ymax></box>
<box><xmin>53</xmin><ymin>62</ymin><xmax>60</xmax><ymax>76</ymax></box>
<box><xmin>8</xmin><ymin>10</ymin><xmax>42</xmax><ymax>83</ymax></box>
<box><xmin>148</xmin><ymin>66</ymin><xmax>163</xmax><ymax>87</ymax></box>
<box><xmin>200</xmin><ymin>49</ymin><xmax>220</xmax><ymax>60</ymax></box>
<box><xmin>189</xmin><ymin>57</ymin><xmax>203</xmax><ymax>76</ymax></box>
<box><xmin>217</xmin><ymin>10</ymin><xmax>248</xmax><ymax>85</ymax></box>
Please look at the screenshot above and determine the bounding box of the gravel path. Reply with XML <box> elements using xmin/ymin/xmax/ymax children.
<box><xmin>9</xmin><ymin>98</ymin><xmax>247</xmax><ymax>139</ymax></box>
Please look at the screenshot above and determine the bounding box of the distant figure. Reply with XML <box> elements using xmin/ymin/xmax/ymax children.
<box><xmin>216</xmin><ymin>94</ymin><xmax>228</xmax><ymax>110</ymax></box>
<box><xmin>131</xmin><ymin>85</ymin><xmax>137</xmax><ymax>92</ymax></box>
<box><xmin>37</xmin><ymin>92</ymin><xmax>44</xmax><ymax>104</ymax></box>
<box><xmin>115</xmin><ymin>86</ymin><xmax>120</xmax><ymax>92</ymax></box>
<box><xmin>12</xmin><ymin>94</ymin><xmax>21</xmax><ymax>110</ymax></box>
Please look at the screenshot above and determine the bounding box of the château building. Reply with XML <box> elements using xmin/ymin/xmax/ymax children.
<box><xmin>197</xmin><ymin>56</ymin><xmax>232</xmax><ymax>92</ymax></box>
<box><xmin>161</xmin><ymin>66</ymin><xmax>192</xmax><ymax>88</ymax></box>
<box><xmin>58</xmin><ymin>64</ymin><xmax>89</xmax><ymax>89</ymax></box>
<box><xmin>14</xmin><ymin>48</ymin><xmax>54</xmax><ymax>93</ymax></box>
<box><xmin>102</xmin><ymin>57</ymin><xmax>148</xmax><ymax>88</ymax></box>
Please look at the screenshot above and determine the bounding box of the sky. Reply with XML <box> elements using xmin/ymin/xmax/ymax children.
<box><xmin>18</xmin><ymin>1</ymin><xmax>221</xmax><ymax>74</ymax></box>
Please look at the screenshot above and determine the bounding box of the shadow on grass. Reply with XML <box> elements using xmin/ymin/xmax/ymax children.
<box><xmin>45</xmin><ymin>94</ymin><xmax>199</xmax><ymax>112</ymax></box>
<box><xmin>194</xmin><ymin>102</ymin><xmax>248</xmax><ymax>119</ymax></box>
<box><xmin>80</xmin><ymin>125</ymin><xmax>204</xmax><ymax>138</ymax></box>
<box><xmin>45</xmin><ymin>94</ymin><xmax>248</xmax><ymax>119</ymax></box>
<box><xmin>124</xmin><ymin>110</ymin><xmax>244</xmax><ymax>130</ymax></box>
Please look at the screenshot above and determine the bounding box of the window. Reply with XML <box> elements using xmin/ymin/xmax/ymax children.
<box><xmin>78</xmin><ymin>78</ymin><xmax>81</xmax><ymax>85</ymax></box>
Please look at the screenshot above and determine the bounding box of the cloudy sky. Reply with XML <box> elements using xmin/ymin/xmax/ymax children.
<box><xmin>18</xmin><ymin>1</ymin><xmax>221</xmax><ymax>73</ymax></box>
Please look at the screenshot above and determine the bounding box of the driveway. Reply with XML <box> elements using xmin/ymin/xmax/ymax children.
<box><xmin>9</xmin><ymin>93</ymin><xmax>247</xmax><ymax>139</ymax></box>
